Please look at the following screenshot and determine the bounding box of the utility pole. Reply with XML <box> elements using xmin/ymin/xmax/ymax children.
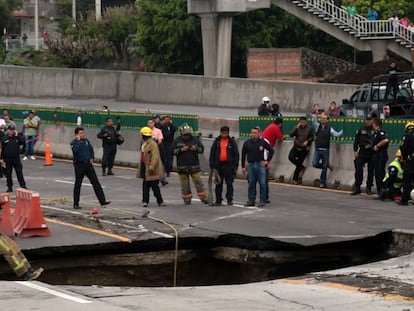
<box><xmin>72</xmin><ymin>0</ymin><xmax>76</xmax><ymax>25</ymax></box>
<box><xmin>96</xmin><ymin>0</ymin><xmax>101</xmax><ymax>21</ymax></box>
<box><xmin>34</xmin><ymin>0</ymin><xmax>39</xmax><ymax>50</ymax></box>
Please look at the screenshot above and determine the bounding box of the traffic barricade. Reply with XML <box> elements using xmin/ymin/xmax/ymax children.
<box><xmin>0</xmin><ymin>193</ymin><xmax>14</xmax><ymax>237</ymax></box>
<box><xmin>13</xmin><ymin>188</ymin><xmax>51</xmax><ymax>238</ymax></box>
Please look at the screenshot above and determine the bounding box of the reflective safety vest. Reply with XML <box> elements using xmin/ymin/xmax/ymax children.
<box><xmin>383</xmin><ymin>158</ymin><xmax>403</xmax><ymax>189</ymax></box>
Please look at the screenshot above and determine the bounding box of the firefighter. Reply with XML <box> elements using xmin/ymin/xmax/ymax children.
<box><xmin>0</xmin><ymin>198</ymin><xmax>43</xmax><ymax>280</ymax></box>
<box><xmin>173</xmin><ymin>124</ymin><xmax>208</xmax><ymax>205</ymax></box>
<box><xmin>137</xmin><ymin>127</ymin><xmax>165</xmax><ymax>207</ymax></box>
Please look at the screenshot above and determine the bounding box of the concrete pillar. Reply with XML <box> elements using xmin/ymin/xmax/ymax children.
<box><xmin>369</xmin><ymin>40</ymin><xmax>388</xmax><ymax>63</ymax></box>
<box><xmin>216</xmin><ymin>15</ymin><xmax>233</xmax><ymax>77</ymax></box>
<box><xmin>412</xmin><ymin>50</ymin><xmax>414</xmax><ymax>69</ymax></box>
<box><xmin>199</xmin><ymin>14</ymin><xmax>218</xmax><ymax>76</ymax></box>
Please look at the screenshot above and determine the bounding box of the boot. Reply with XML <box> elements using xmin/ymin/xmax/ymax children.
<box><xmin>351</xmin><ymin>187</ymin><xmax>361</xmax><ymax>195</ymax></box>
<box><xmin>22</xmin><ymin>267</ymin><xmax>44</xmax><ymax>281</ymax></box>
<box><xmin>107</xmin><ymin>169</ymin><xmax>114</xmax><ymax>176</ymax></box>
<box><xmin>102</xmin><ymin>168</ymin><xmax>106</xmax><ymax>176</ymax></box>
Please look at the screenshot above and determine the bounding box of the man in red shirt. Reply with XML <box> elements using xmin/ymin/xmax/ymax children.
<box><xmin>261</xmin><ymin>118</ymin><xmax>284</xmax><ymax>203</ymax></box>
<box><xmin>262</xmin><ymin>118</ymin><xmax>284</xmax><ymax>148</ymax></box>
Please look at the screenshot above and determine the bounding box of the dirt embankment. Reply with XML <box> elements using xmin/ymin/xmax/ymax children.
<box><xmin>320</xmin><ymin>60</ymin><xmax>413</xmax><ymax>84</ymax></box>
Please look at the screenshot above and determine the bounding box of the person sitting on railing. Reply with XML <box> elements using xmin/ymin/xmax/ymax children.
<box><xmin>367</xmin><ymin>7</ymin><xmax>378</xmax><ymax>21</ymax></box>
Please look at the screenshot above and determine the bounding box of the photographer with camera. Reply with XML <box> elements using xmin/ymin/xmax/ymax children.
<box><xmin>97</xmin><ymin>116</ymin><xmax>121</xmax><ymax>176</ymax></box>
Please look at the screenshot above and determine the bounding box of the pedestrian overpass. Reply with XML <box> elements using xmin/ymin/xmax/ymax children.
<box><xmin>277</xmin><ymin>0</ymin><xmax>414</xmax><ymax>62</ymax></box>
<box><xmin>188</xmin><ymin>0</ymin><xmax>414</xmax><ymax>77</ymax></box>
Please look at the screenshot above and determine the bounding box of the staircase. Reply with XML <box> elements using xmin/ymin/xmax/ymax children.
<box><xmin>273</xmin><ymin>0</ymin><xmax>414</xmax><ymax>62</ymax></box>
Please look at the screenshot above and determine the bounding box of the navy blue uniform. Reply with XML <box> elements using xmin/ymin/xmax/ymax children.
<box><xmin>70</xmin><ymin>138</ymin><xmax>107</xmax><ymax>208</ymax></box>
<box><xmin>97</xmin><ymin>122</ymin><xmax>120</xmax><ymax>175</ymax></box>
<box><xmin>0</xmin><ymin>134</ymin><xmax>26</xmax><ymax>191</ymax></box>
<box><xmin>372</xmin><ymin>127</ymin><xmax>389</xmax><ymax>193</ymax></box>
<box><xmin>353</xmin><ymin>126</ymin><xmax>374</xmax><ymax>193</ymax></box>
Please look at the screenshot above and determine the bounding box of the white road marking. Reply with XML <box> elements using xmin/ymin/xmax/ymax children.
<box><xmin>192</xmin><ymin>199</ymin><xmax>262</xmax><ymax>211</ymax></box>
<box><xmin>16</xmin><ymin>281</ymin><xmax>92</xmax><ymax>304</ymax></box>
<box><xmin>214</xmin><ymin>210</ymin><xmax>259</xmax><ymax>220</ymax></box>
<box><xmin>54</xmin><ymin>180</ymin><xmax>106</xmax><ymax>188</ymax></box>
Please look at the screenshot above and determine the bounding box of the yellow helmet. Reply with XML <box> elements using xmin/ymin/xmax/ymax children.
<box><xmin>405</xmin><ymin>121</ymin><xmax>414</xmax><ymax>133</ymax></box>
<box><xmin>179</xmin><ymin>124</ymin><xmax>193</xmax><ymax>135</ymax></box>
<box><xmin>395</xmin><ymin>149</ymin><xmax>402</xmax><ymax>157</ymax></box>
<box><xmin>140</xmin><ymin>126</ymin><xmax>152</xmax><ymax>137</ymax></box>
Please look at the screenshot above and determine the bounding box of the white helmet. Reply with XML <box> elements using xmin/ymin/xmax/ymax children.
<box><xmin>262</xmin><ymin>96</ymin><xmax>270</xmax><ymax>104</ymax></box>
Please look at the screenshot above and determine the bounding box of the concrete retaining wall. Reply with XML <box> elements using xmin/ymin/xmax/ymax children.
<box><xmin>0</xmin><ymin>66</ymin><xmax>358</xmax><ymax>113</ymax></box>
<box><xmin>32</xmin><ymin>124</ymin><xmax>396</xmax><ymax>192</ymax></box>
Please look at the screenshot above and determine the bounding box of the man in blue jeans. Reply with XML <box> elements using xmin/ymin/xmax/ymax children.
<box><xmin>23</xmin><ymin>111</ymin><xmax>39</xmax><ymax>160</ymax></box>
<box><xmin>241</xmin><ymin>127</ymin><xmax>274</xmax><ymax>207</ymax></box>
<box><xmin>312</xmin><ymin>114</ymin><xmax>343</xmax><ymax>188</ymax></box>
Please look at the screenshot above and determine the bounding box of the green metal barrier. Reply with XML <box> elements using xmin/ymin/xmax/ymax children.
<box><xmin>239</xmin><ymin>116</ymin><xmax>408</xmax><ymax>146</ymax></box>
<box><xmin>5</xmin><ymin>107</ymin><xmax>198</xmax><ymax>133</ymax></box>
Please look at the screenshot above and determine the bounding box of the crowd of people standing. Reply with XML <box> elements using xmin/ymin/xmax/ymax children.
<box><xmin>1</xmin><ymin>105</ymin><xmax>413</xmax><ymax>209</ymax></box>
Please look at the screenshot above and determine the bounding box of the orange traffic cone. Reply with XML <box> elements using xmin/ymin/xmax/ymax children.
<box><xmin>44</xmin><ymin>138</ymin><xmax>53</xmax><ymax>166</ymax></box>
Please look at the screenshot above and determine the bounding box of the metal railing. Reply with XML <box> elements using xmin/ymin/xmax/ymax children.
<box><xmin>393</xmin><ymin>23</ymin><xmax>414</xmax><ymax>47</ymax></box>
<box><xmin>293</xmin><ymin>0</ymin><xmax>414</xmax><ymax>48</ymax></box>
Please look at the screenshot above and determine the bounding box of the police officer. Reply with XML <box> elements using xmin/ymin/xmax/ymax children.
<box><xmin>397</xmin><ymin>122</ymin><xmax>414</xmax><ymax>205</ymax></box>
<box><xmin>71</xmin><ymin>127</ymin><xmax>110</xmax><ymax>209</ymax></box>
<box><xmin>380</xmin><ymin>149</ymin><xmax>404</xmax><ymax>201</ymax></box>
<box><xmin>351</xmin><ymin>116</ymin><xmax>374</xmax><ymax>195</ymax></box>
<box><xmin>0</xmin><ymin>125</ymin><xmax>27</xmax><ymax>192</ymax></box>
<box><xmin>372</xmin><ymin>118</ymin><xmax>389</xmax><ymax>195</ymax></box>
<box><xmin>97</xmin><ymin>117</ymin><xmax>121</xmax><ymax>176</ymax></box>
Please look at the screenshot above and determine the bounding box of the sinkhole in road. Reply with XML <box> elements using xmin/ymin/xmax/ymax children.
<box><xmin>2</xmin><ymin>231</ymin><xmax>414</xmax><ymax>287</ymax></box>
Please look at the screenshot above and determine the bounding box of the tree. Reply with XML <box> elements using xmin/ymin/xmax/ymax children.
<box><xmin>50</xmin><ymin>4</ymin><xmax>139</xmax><ymax>68</ymax></box>
<box><xmin>80</xmin><ymin>6</ymin><xmax>140</xmax><ymax>64</ymax></box>
<box><xmin>46</xmin><ymin>35</ymin><xmax>110</xmax><ymax>68</ymax></box>
<box><xmin>56</xmin><ymin>0</ymin><xmax>95</xmax><ymax>33</ymax></box>
<box><xmin>135</xmin><ymin>0</ymin><xmax>203</xmax><ymax>74</ymax></box>
<box><xmin>0</xmin><ymin>0</ymin><xmax>23</xmax><ymax>35</ymax></box>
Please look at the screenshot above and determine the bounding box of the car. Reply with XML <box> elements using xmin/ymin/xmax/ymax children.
<box><xmin>340</xmin><ymin>72</ymin><xmax>414</xmax><ymax>119</ymax></box>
